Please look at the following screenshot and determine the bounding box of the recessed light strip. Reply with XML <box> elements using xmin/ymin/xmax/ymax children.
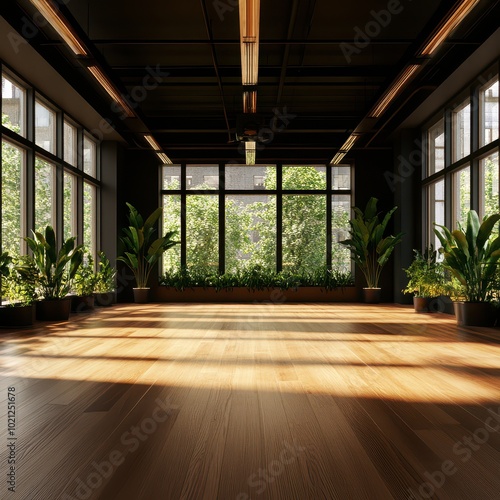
<box><xmin>157</xmin><ymin>152</ymin><xmax>173</xmax><ymax>165</ymax></box>
<box><xmin>419</xmin><ymin>0</ymin><xmax>480</xmax><ymax>56</ymax></box>
<box><xmin>369</xmin><ymin>64</ymin><xmax>420</xmax><ymax>118</ymax></box>
<box><xmin>87</xmin><ymin>65</ymin><xmax>135</xmax><ymax>118</ymax></box>
<box><xmin>331</xmin><ymin>152</ymin><xmax>347</xmax><ymax>165</ymax></box>
<box><xmin>30</xmin><ymin>0</ymin><xmax>88</xmax><ymax>56</ymax></box>
<box><xmin>144</xmin><ymin>134</ymin><xmax>162</xmax><ymax>151</ymax></box>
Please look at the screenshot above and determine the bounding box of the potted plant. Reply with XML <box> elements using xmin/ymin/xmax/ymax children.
<box><xmin>25</xmin><ymin>226</ymin><xmax>83</xmax><ymax>321</ymax></box>
<box><xmin>434</xmin><ymin>210</ymin><xmax>500</xmax><ymax>327</ymax></box>
<box><xmin>118</xmin><ymin>203</ymin><xmax>179</xmax><ymax>303</ymax></box>
<box><xmin>340</xmin><ymin>197</ymin><xmax>403</xmax><ymax>303</ymax></box>
<box><xmin>94</xmin><ymin>251</ymin><xmax>117</xmax><ymax>306</ymax></box>
<box><xmin>0</xmin><ymin>255</ymin><xmax>38</xmax><ymax>327</ymax></box>
<box><xmin>71</xmin><ymin>250</ymin><xmax>97</xmax><ymax>312</ymax></box>
<box><xmin>402</xmin><ymin>245</ymin><xmax>445</xmax><ymax>312</ymax></box>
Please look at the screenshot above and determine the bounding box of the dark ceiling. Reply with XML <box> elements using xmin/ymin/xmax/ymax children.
<box><xmin>2</xmin><ymin>0</ymin><xmax>500</xmax><ymax>163</ymax></box>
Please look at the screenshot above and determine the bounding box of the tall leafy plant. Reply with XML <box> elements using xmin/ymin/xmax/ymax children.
<box><xmin>340</xmin><ymin>197</ymin><xmax>403</xmax><ymax>288</ymax></box>
<box><xmin>25</xmin><ymin>226</ymin><xmax>83</xmax><ymax>300</ymax></box>
<box><xmin>118</xmin><ymin>203</ymin><xmax>179</xmax><ymax>288</ymax></box>
<box><xmin>434</xmin><ymin>210</ymin><xmax>500</xmax><ymax>302</ymax></box>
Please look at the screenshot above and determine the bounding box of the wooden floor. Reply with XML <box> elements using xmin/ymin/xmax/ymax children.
<box><xmin>1</xmin><ymin>303</ymin><xmax>500</xmax><ymax>500</ymax></box>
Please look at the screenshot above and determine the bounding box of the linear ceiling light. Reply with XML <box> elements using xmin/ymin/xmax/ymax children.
<box><xmin>330</xmin><ymin>152</ymin><xmax>347</xmax><ymax>165</ymax></box>
<box><xmin>245</xmin><ymin>141</ymin><xmax>256</xmax><ymax>165</ymax></box>
<box><xmin>144</xmin><ymin>135</ymin><xmax>173</xmax><ymax>164</ymax></box>
<box><xmin>419</xmin><ymin>0</ymin><xmax>480</xmax><ymax>56</ymax></box>
<box><xmin>29</xmin><ymin>0</ymin><xmax>88</xmax><ymax>56</ymax></box>
<box><xmin>329</xmin><ymin>134</ymin><xmax>360</xmax><ymax>164</ymax></box>
<box><xmin>368</xmin><ymin>64</ymin><xmax>420</xmax><ymax>118</ymax></box>
<box><xmin>156</xmin><ymin>152</ymin><xmax>173</xmax><ymax>165</ymax></box>
<box><xmin>239</xmin><ymin>0</ymin><xmax>260</xmax><ymax>86</ymax></box>
<box><xmin>87</xmin><ymin>65</ymin><xmax>135</xmax><ymax>118</ymax></box>
<box><xmin>144</xmin><ymin>134</ymin><xmax>162</xmax><ymax>151</ymax></box>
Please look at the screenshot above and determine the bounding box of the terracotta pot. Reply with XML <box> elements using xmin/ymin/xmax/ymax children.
<box><xmin>36</xmin><ymin>298</ymin><xmax>72</xmax><ymax>321</ymax></box>
<box><xmin>0</xmin><ymin>304</ymin><xmax>35</xmax><ymax>327</ymax></box>
<box><xmin>133</xmin><ymin>288</ymin><xmax>150</xmax><ymax>303</ymax></box>
<box><xmin>71</xmin><ymin>295</ymin><xmax>95</xmax><ymax>312</ymax></box>
<box><xmin>363</xmin><ymin>288</ymin><xmax>381</xmax><ymax>304</ymax></box>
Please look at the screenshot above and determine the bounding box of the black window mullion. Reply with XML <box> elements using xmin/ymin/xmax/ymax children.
<box><xmin>219</xmin><ymin>163</ymin><xmax>225</xmax><ymax>273</ymax></box>
<box><xmin>180</xmin><ymin>163</ymin><xmax>187</xmax><ymax>269</ymax></box>
<box><xmin>276</xmin><ymin>164</ymin><xmax>282</xmax><ymax>272</ymax></box>
<box><xmin>326</xmin><ymin>165</ymin><xmax>332</xmax><ymax>269</ymax></box>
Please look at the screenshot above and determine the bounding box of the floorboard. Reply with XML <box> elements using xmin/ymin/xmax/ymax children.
<box><xmin>0</xmin><ymin>302</ymin><xmax>500</xmax><ymax>499</ymax></box>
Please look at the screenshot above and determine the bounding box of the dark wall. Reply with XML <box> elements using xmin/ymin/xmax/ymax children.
<box><xmin>117</xmin><ymin>149</ymin><xmax>160</xmax><ymax>302</ymax></box>
<box><xmin>352</xmin><ymin>148</ymin><xmax>399</xmax><ymax>302</ymax></box>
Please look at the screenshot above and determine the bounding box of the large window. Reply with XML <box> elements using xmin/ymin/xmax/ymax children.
<box><xmin>480</xmin><ymin>77</ymin><xmax>499</xmax><ymax>147</ymax></box>
<box><xmin>35</xmin><ymin>98</ymin><xmax>57</xmax><ymax>154</ymax></box>
<box><xmin>2</xmin><ymin>73</ymin><xmax>25</xmax><ymax>137</ymax></box>
<box><xmin>1</xmin><ymin>68</ymin><xmax>100</xmax><ymax>260</ymax></box>
<box><xmin>1</xmin><ymin>140</ymin><xmax>24</xmax><ymax>256</ymax></box>
<box><xmin>428</xmin><ymin>119</ymin><xmax>445</xmax><ymax>175</ymax></box>
<box><xmin>34</xmin><ymin>157</ymin><xmax>56</xmax><ymax>231</ymax></box>
<box><xmin>424</xmin><ymin>68</ymin><xmax>499</xmax><ymax>248</ymax></box>
<box><xmin>480</xmin><ymin>151</ymin><xmax>499</xmax><ymax>218</ymax></box>
<box><xmin>162</xmin><ymin>164</ymin><xmax>353</xmax><ymax>274</ymax></box>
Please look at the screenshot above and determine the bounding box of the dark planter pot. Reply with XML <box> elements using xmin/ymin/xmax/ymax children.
<box><xmin>133</xmin><ymin>288</ymin><xmax>150</xmax><ymax>303</ymax></box>
<box><xmin>413</xmin><ymin>296</ymin><xmax>430</xmax><ymax>313</ymax></box>
<box><xmin>461</xmin><ymin>302</ymin><xmax>496</xmax><ymax>327</ymax></box>
<box><xmin>363</xmin><ymin>288</ymin><xmax>381</xmax><ymax>304</ymax></box>
<box><xmin>71</xmin><ymin>295</ymin><xmax>95</xmax><ymax>312</ymax></box>
<box><xmin>36</xmin><ymin>298</ymin><xmax>72</xmax><ymax>321</ymax></box>
<box><xmin>0</xmin><ymin>304</ymin><xmax>35</xmax><ymax>328</ymax></box>
<box><xmin>454</xmin><ymin>301</ymin><xmax>464</xmax><ymax>326</ymax></box>
<box><xmin>154</xmin><ymin>286</ymin><xmax>358</xmax><ymax>303</ymax></box>
<box><xmin>413</xmin><ymin>296</ymin><xmax>444</xmax><ymax>313</ymax></box>
<box><xmin>94</xmin><ymin>292</ymin><xmax>116</xmax><ymax>307</ymax></box>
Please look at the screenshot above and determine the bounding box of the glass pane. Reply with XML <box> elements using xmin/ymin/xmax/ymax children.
<box><xmin>480</xmin><ymin>77</ymin><xmax>499</xmax><ymax>147</ymax></box>
<box><xmin>428</xmin><ymin>179</ymin><xmax>445</xmax><ymax>251</ymax></box>
<box><xmin>282</xmin><ymin>195</ymin><xmax>326</xmax><ymax>273</ymax></box>
<box><xmin>332</xmin><ymin>165</ymin><xmax>351</xmax><ymax>190</ymax></box>
<box><xmin>186</xmin><ymin>165</ymin><xmax>218</xmax><ymax>190</ymax></box>
<box><xmin>64</xmin><ymin>121</ymin><xmax>77</xmax><ymax>165</ymax></box>
<box><xmin>2</xmin><ymin>74</ymin><xmax>25</xmax><ymax>136</ymax></box>
<box><xmin>1</xmin><ymin>141</ymin><xmax>24</xmax><ymax>256</ymax></box>
<box><xmin>83</xmin><ymin>136</ymin><xmax>97</xmax><ymax>176</ymax></box>
<box><xmin>225</xmin><ymin>165</ymin><xmax>276</xmax><ymax>190</ymax></box>
<box><xmin>63</xmin><ymin>172</ymin><xmax>77</xmax><ymax>241</ymax></box>
<box><xmin>332</xmin><ymin>195</ymin><xmax>351</xmax><ymax>272</ymax></box>
<box><xmin>186</xmin><ymin>195</ymin><xmax>218</xmax><ymax>271</ymax></box>
<box><xmin>162</xmin><ymin>165</ymin><xmax>181</xmax><ymax>190</ymax></box>
<box><xmin>35</xmin><ymin>157</ymin><xmax>55</xmax><ymax>232</ymax></box>
<box><xmin>453</xmin><ymin>100</ymin><xmax>471</xmax><ymax>162</ymax></box>
<box><xmin>225</xmin><ymin>194</ymin><xmax>276</xmax><ymax>272</ymax></box>
<box><xmin>83</xmin><ymin>182</ymin><xmax>96</xmax><ymax>258</ymax></box>
<box><xmin>480</xmin><ymin>151</ymin><xmax>499</xmax><ymax>219</ymax></box>
<box><xmin>162</xmin><ymin>195</ymin><xmax>181</xmax><ymax>273</ymax></box>
<box><xmin>35</xmin><ymin>100</ymin><xmax>56</xmax><ymax>154</ymax></box>
<box><xmin>428</xmin><ymin>119</ymin><xmax>445</xmax><ymax>175</ymax></box>
<box><xmin>282</xmin><ymin>166</ymin><xmax>326</xmax><ymax>190</ymax></box>
<box><xmin>452</xmin><ymin>166</ymin><xmax>470</xmax><ymax>229</ymax></box>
